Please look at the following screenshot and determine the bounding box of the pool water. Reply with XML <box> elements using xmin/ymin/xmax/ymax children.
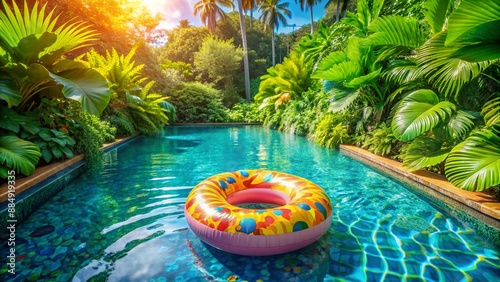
<box><xmin>2</xmin><ymin>126</ymin><xmax>499</xmax><ymax>281</ymax></box>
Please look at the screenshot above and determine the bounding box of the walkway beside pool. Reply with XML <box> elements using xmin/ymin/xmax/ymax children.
<box><xmin>340</xmin><ymin>145</ymin><xmax>500</xmax><ymax>226</ymax></box>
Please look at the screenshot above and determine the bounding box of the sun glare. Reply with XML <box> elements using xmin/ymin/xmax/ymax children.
<box><xmin>137</xmin><ymin>0</ymin><xmax>186</xmax><ymax>29</ymax></box>
<box><xmin>139</xmin><ymin>0</ymin><xmax>176</xmax><ymax>15</ymax></box>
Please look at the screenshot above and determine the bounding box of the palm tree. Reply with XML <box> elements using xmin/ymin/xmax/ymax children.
<box><xmin>178</xmin><ymin>19</ymin><xmax>191</xmax><ymax>28</ymax></box>
<box><xmin>236</xmin><ymin>0</ymin><xmax>264</xmax><ymax>102</ymax></box>
<box><xmin>242</xmin><ymin>0</ymin><xmax>263</xmax><ymax>29</ymax></box>
<box><xmin>259</xmin><ymin>0</ymin><xmax>292</xmax><ymax>66</ymax></box>
<box><xmin>325</xmin><ymin>0</ymin><xmax>350</xmax><ymax>22</ymax></box>
<box><xmin>296</xmin><ymin>0</ymin><xmax>322</xmax><ymax>34</ymax></box>
<box><xmin>193</xmin><ymin>0</ymin><xmax>235</xmax><ymax>33</ymax></box>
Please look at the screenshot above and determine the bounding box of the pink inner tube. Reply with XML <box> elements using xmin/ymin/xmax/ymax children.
<box><xmin>185</xmin><ymin>170</ymin><xmax>332</xmax><ymax>256</ymax></box>
<box><xmin>185</xmin><ymin>209</ymin><xmax>332</xmax><ymax>256</ymax></box>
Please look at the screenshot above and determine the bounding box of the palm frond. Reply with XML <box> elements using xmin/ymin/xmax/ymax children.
<box><xmin>446</xmin><ymin>110</ymin><xmax>476</xmax><ymax>140</ymax></box>
<box><xmin>446</xmin><ymin>0</ymin><xmax>500</xmax><ymax>45</ymax></box>
<box><xmin>445</xmin><ymin>126</ymin><xmax>500</xmax><ymax>191</ymax></box>
<box><xmin>383</xmin><ymin>59</ymin><xmax>422</xmax><ymax>85</ymax></box>
<box><xmin>482</xmin><ymin>96</ymin><xmax>500</xmax><ymax>127</ymax></box>
<box><xmin>328</xmin><ymin>88</ymin><xmax>360</xmax><ymax>113</ymax></box>
<box><xmin>423</xmin><ymin>0</ymin><xmax>450</xmax><ymax>34</ymax></box>
<box><xmin>0</xmin><ymin>0</ymin><xmax>97</xmax><ymax>56</ymax></box>
<box><xmin>368</xmin><ymin>15</ymin><xmax>427</xmax><ymax>61</ymax></box>
<box><xmin>403</xmin><ymin>136</ymin><xmax>450</xmax><ymax>171</ymax></box>
<box><xmin>391</xmin><ymin>89</ymin><xmax>456</xmax><ymax>141</ymax></box>
<box><xmin>415</xmin><ymin>31</ymin><xmax>492</xmax><ymax>98</ymax></box>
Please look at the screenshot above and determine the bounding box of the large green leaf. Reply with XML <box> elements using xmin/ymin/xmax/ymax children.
<box><xmin>0</xmin><ymin>0</ymin><xmax>97</xmax><ymax>57</ymax></box>
<box><xmin>314</xmin><ymin>51</ymin><xmax>348</xmax><ymax>73</ymax></box>
<box><xmin>445</xmin><ymin>127</ymin><xmax>500</xmax><ymax>191</ymax></box>
<box><xmin>0</xmin><ymin>135</ymin><xmax>41</xmax><ymax>176</ymax></box>
<box><xmin>446</xmin><ymin>110</ymin><xmax>476</xmax><ymax>140</ymax></box>
<box><xmin>368</xmin><ymin>15</ymin><xmax>427</xmax><ymax>59</ymax></box>
<box><xmin>0</xmin><ymin>79</ymin><xmax>22</xmax><ymax>107</ymax></box>
<box><xmin>312</xmin><ymin>61</ymin><xmax>362</xmax><ymax>82</ymax></box>
<box><xmin>328</xmin><ymin>88</ymin><xmax>359</xmax><ymax>113</ymax></box>
<box><xmin>446</xmin><ymin>0</ymin><xmax>500</xmax><ymax>45</ymax></box>
<box><xmin>403</xmin><ymin>136</ymin><xmax>450</xmax><ymax>171</ymax></box>
<box><xmin>344</xmin><ymin>68</ymin><xmax>382</xmax><ymax>88</ymax></box>
<box><xmin>383</xmin><ymin>59</ymin><xmax>421</xmax><ymax>85</ymax></box>
<box><xmin>13</xmin><ymin>32</ymin><xmax>57</xmax><ymax>64</ymax></box>
<box><xmin>49</xmin><ymin>68</ymin><xmax>110</xmax><ymax>116</ymax></box>
<box><xmin>392</xmin><ymin>89</ymin><xmax>456</xmax><ymax>141</ymax></box>
<box><xmin>482</xmin><ymin>96</ymin><xmax>500</xmax><ymax>126</ymax></box>
<box><xmin>423</xmin><ymin>0</ymin><xmax>450</xmax><ymax>34</ymax></box>
<box><xmin>368</xmin><ymin>18</ymin><xmax>427</xmax><ymax>62</ymax></box>
<box><xmin>0</xmin><ymin>105</ymin><xmax>40</xmax><ymax>134</ymax></box>
<box><xmin>416</xmin><ymin>31</ymin><xmax>491</xmax><ymax>98</ymax></box>
<box><xmin>450</xmin><ymin>42</ymin><xmax>500</xmax><ymax>62</ymax></box>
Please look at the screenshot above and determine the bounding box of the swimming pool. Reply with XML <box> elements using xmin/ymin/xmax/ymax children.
<box><xmin>2</xmin><ymin>126</ymin><xmax>499</xmax><ymax>281</ymax></box>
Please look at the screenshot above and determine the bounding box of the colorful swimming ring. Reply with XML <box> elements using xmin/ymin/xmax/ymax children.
<box><xmin>184</xmin><ymin>170</ymin><xmax>332</xmax><ymax>256</ymax></box>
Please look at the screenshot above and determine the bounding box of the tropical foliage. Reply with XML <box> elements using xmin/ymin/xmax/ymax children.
<box><xmin>81</xmin><ymin>48</ymin><xmax>174</xmax><ymax>135</ymax></box>
<box><xmin>170</xmin><ymin>82</ymin><xmax>228</xmax><ymax>123</ymax></box>
<box><xmin>255</xmin><ymin>54</ymin><xmax>314</xmax><ymax>109</ymax></box>
<box><xmin>258</xmin><ymin>0</ymin><xmax>292</xmax><ymax>66</ymax></box>
<box><xmin>0</xmin><ymin>0</ymin><xmax>171</xmax><ymax>178</ymax></box>
<box><xmin>254</xmin><ymin>0</ymin><xmax>500</xmax><ymax>194</ymax></box>
<box><xmin>0</xmin><ymin>0</ymin><xmax>110</xmax><ymax>115</ymax></box>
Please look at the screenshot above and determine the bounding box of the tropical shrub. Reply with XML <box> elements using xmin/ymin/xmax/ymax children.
<box><xmin>313</xmin><ymin>113</ymin><xmax>350</xmax><ymax>148</ymax></box>
<box><xmin>37</xmin><ymin>98</ymin><xmax>115</xmax><ymax>168</ymax></box>
<box><xmin>170</xmin><ymin>82</ymin><xmax>228</xmax><ymax>123</ymax></box>
<box><xmin>72</xmin><ymin>112</ymin><xmax>116</xmax><ymax>170</ymax></box>
<box><xmin>387</xmin><ymin>0</ymin><xmax>500</xmax><ymax>191</ymax></box>
<box><xmin>0</xmin><ymin>0</ymin><xmax>110</xmax><ymax>115</ymax></box>
<box><xmin>293</xmin><ymin>21</ymin><xmax>351</xmax><ymax>66</ymax></box>
<box><xmin>0</xmin><ymin>106</ymin><xmax>41</xmax><ymax>177</ymax></box>
<box><xmin>82</xmin><ymin>48</ymin><xmax>174</xmax><ymax>135</ymax></box>
<box><xmin>23</xmin><ymin>128</ymin><xmax>75</xmax><ymax>164</ymax></box>
<box><xmin>194</xmin><ymin>37</ymin><xmax>244</xmax><ymax>107</ymax></box>
<box><xmin>255</xmin><ymin>54</ymin><xmax>314</xmax><ymax>109</ymax></box>
<box><xmin>227</xmin><ymin>102</ymin><xmax>262</xmax><ymax>123</ymax></box>
<box><xmin>357</xmin><ymin>122</ymin><xmax>401</xmax><ymax>157</ymax></box>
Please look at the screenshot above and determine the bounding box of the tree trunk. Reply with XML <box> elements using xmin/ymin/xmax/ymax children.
<box><xmin>336</xmin><ymin>0</ymin><xmax>341</xmax><ymax>22</ymax></box>
<box><xmin>310</xmin><ymin>7</ymin><xmax>314</xmax><ymax>34</ymax></box>
<box><xmin>250</xmin><ymin>9</ymin><xmax>253</xmax><ymax>29</ymax></box>
<box><xmin>237</xmin><ymin>0</ymin><xmax>251</xmax><ymax>101</ymax></box>
<box><xmin>272</xmin><ymin>29</ymin><xmax>275</xmax><ymax>66</ymax></box>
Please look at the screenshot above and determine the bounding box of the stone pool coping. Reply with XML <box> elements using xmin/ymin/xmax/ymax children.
<box><xmin>0</xmin><ymin>136</ymin><xmax>136</xmax><ymax>203</ymax></box>
<box><xmin>340</xmin><ymin>145</ymin><xmax>500</xmax><ymax>227</ymax></box>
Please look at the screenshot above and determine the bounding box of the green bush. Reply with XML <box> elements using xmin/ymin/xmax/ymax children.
<box><xmin>73</xmin><ymin>112</ymin><xmax>116</xmax><ymax>170</ymax></box>
<box><xmin>357</xmin><ymin>122</ymin><xmax>401</xmax><ymax>157</ymax></box>
<box><xmin>170</xmin><ymin>82</ymin><xmax>228</xmax><ymax>123</ymax></box>
<box><xmin>24</xmin><ymin>128</ymin><xmax>76</xmax><ymax>164</ymax></box>
<box><xmin>227</xmin><ymin>102</ymin><xmax>263</xmax><ymax>123</ymax></box>
<box><xmin>313</xmin><ymin>114</ymin><xmax>350</xmax><ymax>148</ymax></box>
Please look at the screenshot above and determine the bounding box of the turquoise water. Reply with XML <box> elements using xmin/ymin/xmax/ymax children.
<box><xmin>2</xmin><ymin>126</ymin><xmax>500</xmax><ymax>281</ymax></box>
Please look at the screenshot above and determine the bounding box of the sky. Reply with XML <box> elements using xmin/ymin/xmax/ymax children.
<box><xmin>141</xmin><ymin>0</ymin><xmax>328</xmax><ymax>34</ymax></box>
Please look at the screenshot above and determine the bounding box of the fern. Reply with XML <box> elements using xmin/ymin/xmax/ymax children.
<box><xmin>255</xmin><ymin>54</ymin><xmax>314</xmax><ymax>109</ymax></box>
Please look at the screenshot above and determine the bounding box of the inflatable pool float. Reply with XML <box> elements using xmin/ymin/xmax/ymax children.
<box><xmin>184</xmin><ymin>170</ymin><xmax>332</xmax><ymax>256</ymax></box>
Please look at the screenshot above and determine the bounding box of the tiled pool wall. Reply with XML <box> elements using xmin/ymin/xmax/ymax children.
<box><xmin>0</xmin><ymin>137</ymin><xmax>138</xmax><ymax>231</ymax></box>
<box><xmin>341</xmin><ymin>149</ymin><xmax>500</xmax><ymax>250</ymax></box>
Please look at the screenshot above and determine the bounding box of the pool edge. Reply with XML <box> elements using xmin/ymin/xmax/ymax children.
<box><xmin>0</xmin><ymin>136</ymin><xmax>139</xmax><ymax>230</ymax></box>
<box><xmin>340</xmin><ymin>144</ymin><xmax>500</xmax><ymax>248</ymax></box>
